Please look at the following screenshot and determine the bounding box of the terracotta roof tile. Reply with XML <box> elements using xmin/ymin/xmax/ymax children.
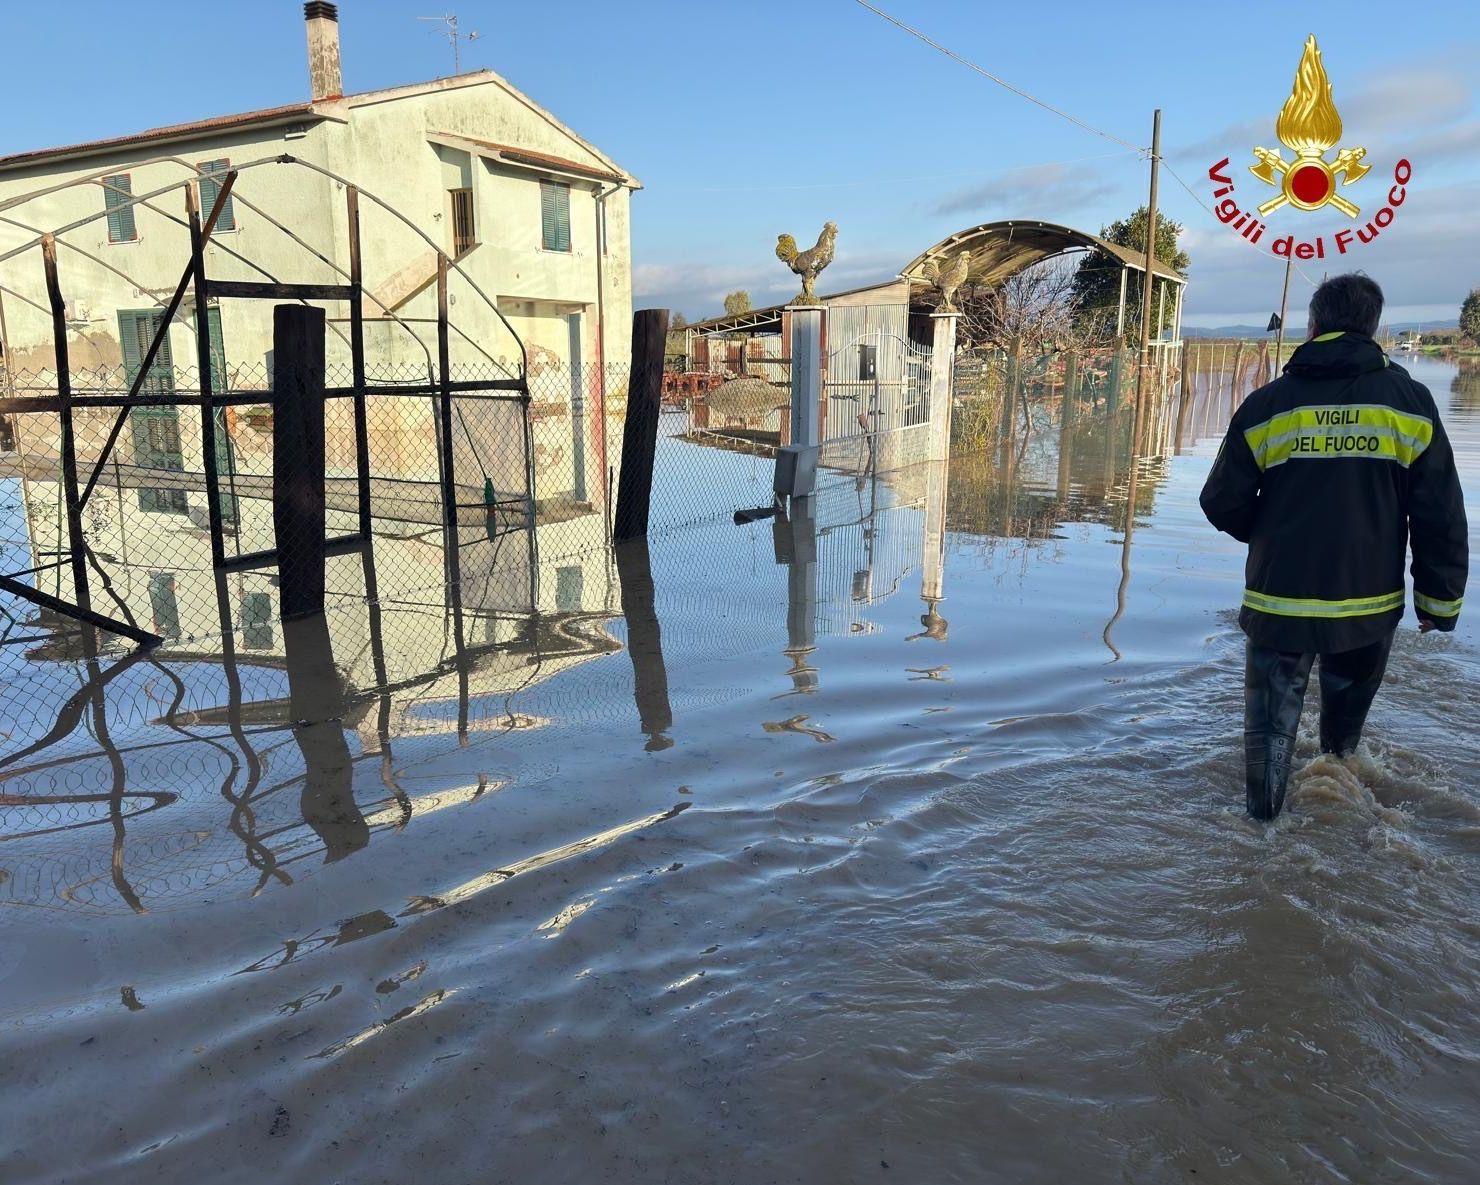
<box><xmin>0</xmin><ymin>103</ymin><xmax>320</xmax><ymax>172</ymax></box>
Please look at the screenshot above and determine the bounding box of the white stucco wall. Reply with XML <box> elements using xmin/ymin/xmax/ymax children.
<box><xmin>0</xmin><ymin>71</ymin><xmax>635</xmax><ymax>386</ymax></box>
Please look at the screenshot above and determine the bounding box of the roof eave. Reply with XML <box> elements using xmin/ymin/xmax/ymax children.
<box><xmin>0</xmin><ymin>108</ymin><xmax>328</xmax><ymax>176</ymax></box>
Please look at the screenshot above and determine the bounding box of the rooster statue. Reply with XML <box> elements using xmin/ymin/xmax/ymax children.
<box><xmin>920</xmin><ymin>251</ymin><xmax>972</xmax><ymax>314</ymax></box>
<box><xmin>775</xmin><ymin>221</ymin><xmax>838</xmax><ymax>306</ymax></box>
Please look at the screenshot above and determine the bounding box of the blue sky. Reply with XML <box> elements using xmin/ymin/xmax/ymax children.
<box><xmin>5</xmin><ymin>0</ymin><xmax>1477</xmax><ymax>325</ymax></box>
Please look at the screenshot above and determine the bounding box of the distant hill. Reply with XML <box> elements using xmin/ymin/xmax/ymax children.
<box><xmin>1184</xmin><ymin>319</ymin><xmax>1458</xmax><ymax>339</ymax></box>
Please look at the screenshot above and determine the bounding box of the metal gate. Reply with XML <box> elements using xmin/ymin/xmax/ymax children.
<box><xmin>823</xmin><ymin>329</ymin><xmax>932</xmax><ymax>442</ymax></box>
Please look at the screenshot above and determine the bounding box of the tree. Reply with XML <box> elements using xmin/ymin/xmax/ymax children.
<box><xmin>665</xmin><ymin>311</ymin><xmax>689</xmax><ymax>362</ymax></box>
<box><xmin>1070</xmin><ymin>206</ymin><xmax>1190</xmax><ymax>343</ymax></box>
<box><xmin>722</xmin><ymin>290</ymin><xmax>753</xmax><ymax>317</ymax></box>
<box><xmin>1460</xmin><ymin>288</ymin><xmax>1480</xmax><ymax>344</ymax></box>
<box><xmin>957</xmin><ymin>257</ymin><xmax>1091</xmax><ymax>354</ymax></box>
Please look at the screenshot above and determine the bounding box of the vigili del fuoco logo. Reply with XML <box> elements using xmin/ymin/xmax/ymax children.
<box><xmin>1206</xmin><ymin>35</ymin><xmax>1411</xmax><ymax>262</ymax></box>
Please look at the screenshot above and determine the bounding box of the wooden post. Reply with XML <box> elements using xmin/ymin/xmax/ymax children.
<box><xmin>1274</xmin><ymin>253</ymin><xmax>1293</xmax><ymax>372</ymax></box>
<box><xmin>1133</xmin><ymin>108</ymin><xmax>1163</xmax><ymax>426</ymax></box>
<box><xmin>272</xmin><ymin>304</ymin><xmax>327</xmax><ymax>620</ymax></box>
<box><xmin>613</xmin><ymin>308</ymin><xmax>669</xmax><ymax>542</ymax></box>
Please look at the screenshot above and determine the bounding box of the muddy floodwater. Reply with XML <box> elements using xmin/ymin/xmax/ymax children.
<box><xmin>2</xmin><ymin>355</ymin><xmax>1477</xmax><ymax>1183</ymax></box>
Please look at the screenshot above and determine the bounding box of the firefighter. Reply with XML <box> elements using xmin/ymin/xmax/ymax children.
<box><xmin>1200</xmin><ymin>274</ymin><xmax>1467</xmax><ymax>820</ymax></box>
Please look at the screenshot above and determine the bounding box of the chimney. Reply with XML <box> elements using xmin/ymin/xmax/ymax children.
<box><xmin>305</xmin><ymin>2</ymin><xmax>342</xmax><ymax>101</ymax></box>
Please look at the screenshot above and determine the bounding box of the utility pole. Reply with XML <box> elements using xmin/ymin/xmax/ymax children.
<box><xmin>1133</xmin><ymin>108</ymin><xmax>1162</xmax><ymax>428</ymax></box>
<box><xmin>418</xmin><ymin>14</ymin><xmax>480</xmax><ymax>74</ymax></box>
<box><xmin>1274</xmin><ymin>253</ymin><xmax>1293</xmax><ymax>371</ymax></box>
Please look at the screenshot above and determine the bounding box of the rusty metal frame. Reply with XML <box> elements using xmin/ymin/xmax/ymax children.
<box><xmin>0</xmin><ymin>156</ymin><xmax>534</xmax><ymax>649</ymax></box>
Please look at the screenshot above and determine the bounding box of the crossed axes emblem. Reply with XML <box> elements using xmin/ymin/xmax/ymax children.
<box><xmin>1250</xmin><ymin>145</ymin><xmax>1371</xmax><ymax>218</ymax></box>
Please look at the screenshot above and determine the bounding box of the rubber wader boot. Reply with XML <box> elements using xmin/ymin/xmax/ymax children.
<box><xmin>1318</xmin><ymin>632</ymin><xmax>1395</xmax><ymax>757</ymax></box>
<box><xmin>1244</xmin><ymin>644</ymin><xmax>1314</xmax><ymax>821</ymax></box>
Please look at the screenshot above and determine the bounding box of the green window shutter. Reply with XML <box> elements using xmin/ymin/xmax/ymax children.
<box><xmin>103</xmin><ymin>174</ymin><xmax>136</xmax><ymax>242</ymax></box>
<box><xmin>197</xmin><ymin>159</ymin><xmax>236</xmax><ymax>231</ymax></box>
<box><xmin>541</xmin><ymin>180</ymin><xmax>570</xmax><ymax>252</ymax></box>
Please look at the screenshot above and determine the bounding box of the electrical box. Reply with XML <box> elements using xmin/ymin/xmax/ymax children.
<box><xmin>858</xmin><ymin>343</ymin><xmax>877</xmax><ymax>380</ymax></box>
<box><xmin>773</xmin><ymin>443</ymin><xmax>817</xmax><ymax>499</ymax></box>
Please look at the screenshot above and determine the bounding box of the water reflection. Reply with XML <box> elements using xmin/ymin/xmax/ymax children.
<box><xmin>1</xmin><ymin>370</ymin><xmax>1193</xmax><ymax>916</ymax></box>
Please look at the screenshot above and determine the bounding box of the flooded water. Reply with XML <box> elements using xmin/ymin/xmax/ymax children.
<box><xmin>2</xmin><ymin>355</ymin><xmax>1476</xmax><ymax>1183</ymax></box>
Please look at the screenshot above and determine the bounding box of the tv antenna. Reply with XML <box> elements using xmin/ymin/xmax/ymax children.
<box><xmin>418</xmin><ymin>14</ymin><xmax>481</xmax><ymax>74</ymax></box>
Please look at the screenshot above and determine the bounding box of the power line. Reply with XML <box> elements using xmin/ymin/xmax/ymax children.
<box><xmin>851</xmin><ymin>0</ymin><xmax>1141</xmax><ymax>151</ymax></box>
<box><xmin>682</xmin><ymin>147</ymin><xmax>1141</xmax><ymax>194</ymax></box>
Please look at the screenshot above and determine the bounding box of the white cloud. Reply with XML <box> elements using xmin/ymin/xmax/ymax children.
<box><xmin>934</xmin><ymin>163</ymin><xmax>1118</xmax><ymax>218</ymax></box>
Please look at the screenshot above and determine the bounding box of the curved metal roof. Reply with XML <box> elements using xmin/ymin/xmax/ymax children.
<box><xmin>901</xmin><ymin>219</ymin><xmax>1186</xmax><ymax>287</ymax></box>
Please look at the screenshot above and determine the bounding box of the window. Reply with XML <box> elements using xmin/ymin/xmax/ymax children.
<box><xmin>197</xmin><ymin>159</ymin><xmax>236</xmax><ymax>231</ymax></box>
<box><xmin>540</xmin><ymin>180</ymin><xmax>571</xmax><ymax>252</ymax></box>
<box><xmin>103</xmin><ymin>174</ymin><xmax>136</xmax><ymax>243</ymax></box>
<box><xmin>449</xmin><ymin>187</ymin><xmax>475</xmax><ymax>255</ymax></box>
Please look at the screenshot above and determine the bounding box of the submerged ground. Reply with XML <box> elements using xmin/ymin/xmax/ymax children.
<box><xmin>2</xmin><ymin>356</ymin><xmax>1476</xmax><ymax>1183</ymax></box>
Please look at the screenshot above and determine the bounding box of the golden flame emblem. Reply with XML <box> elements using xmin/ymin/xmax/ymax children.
<box><xmin>1249</xmin><ymin>35</ymin><xmax>1370</xmax><ymax>218</ymax></box>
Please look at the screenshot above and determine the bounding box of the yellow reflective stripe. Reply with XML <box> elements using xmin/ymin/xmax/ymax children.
<box><xmin>1414</xmin><ymin>591</ymin><xmax>1463</xmax><ymax>617</ymax></box>
<box><xmin>1244</xmin><ymin>404</ymin><xmax>1432</xmax><ymax>470</ymax></box>
<box><xmin>1312</xmin><ymin>331</ymin><xmax>1345</xmax><ymax>342</ymax></box>
<box><xmin>1242</xmin><ymin>588</ymin><xmax>1405</xmax><ymax>618</ymax></box>
<box><xmin>1262</xmin><ymin>432</ymin><xmax>1411</xmax><ymax>469</ymax></box>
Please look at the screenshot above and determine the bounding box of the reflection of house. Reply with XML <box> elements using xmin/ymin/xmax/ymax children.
<box><xmin>0</xmin><ymin>3</ymin><xmax>637</xmax><ymax>519</ymax></box>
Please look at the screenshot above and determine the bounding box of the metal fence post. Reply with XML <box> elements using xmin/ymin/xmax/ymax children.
<box><xmin>346</xmin><ymin>185</ymin><xmax>373</xmax><ymax>541</ymax></box>
<box><xmin>185</xmin><ymin>186</ymin><xmax>228</xmax><ymax>569</ymax></box>
<box><xmin>613</xmin><ymin>308</ymin><xmax>669</xmax><ymax>542</ymax></box>
<box><xmin>435</xmin><ymin>254</ymin><xmax>465</xmax><ymax>648</ymax></box>
<box><xmin>39</xmin><ymin>237</ymin><xmax>93</xmax><ymax>631</ymax></box>
<box><xmin>272</xmin><ymin>304</ymin><xmax>327</xmax><ymax>620</ymax></box>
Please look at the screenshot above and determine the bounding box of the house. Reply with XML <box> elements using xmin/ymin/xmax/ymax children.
<box><xmin>0</xmin><ymin>2</ymin><xmax>639</xmax><ymax>623</ymax></box>
<box><xmin>0</xmin><ymin>2</ymin><xmax>637</xmax><ymax>382</ymax></box>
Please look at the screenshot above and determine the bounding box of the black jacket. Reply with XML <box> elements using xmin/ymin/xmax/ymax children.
<box><xmin>1200</xmin><ymin>332</ymin><xmax>1467</xmax><ymax>653</ymax></box>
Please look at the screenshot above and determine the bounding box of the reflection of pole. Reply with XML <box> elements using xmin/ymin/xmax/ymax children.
<box><xmin>1102</xmin><ymin>423</ymin><xmax>1144</xmax><ymax>659</ymax></box>
<box><xmin>1056</xmin><ymin>389</ymin><xmax>1075</xmax><ymax>503</ymax></box>
<box><xmin>917</xmin><ymin>456</ymin><xmax>949</xmax><ymax>640</ymax></box>
<box><xmin>614</xmin><ymin>536</ymin><xmax>673</xmax><ymax>751</ymax></box>
<box><xmin>774</xmin><ymin>497</ymin><xmax>818</xmax><ymax>693</ymax></box>
<box><xmin>283</xmin><ymin>613</ymin><xmax>367</xmax><ymax>863</ymax></box>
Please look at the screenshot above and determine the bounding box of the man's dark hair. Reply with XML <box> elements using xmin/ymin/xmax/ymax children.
<box><xmin>1308</xmin><ymin>273</ymin><xmax>1384</xmax><ymax>337</ymax></box>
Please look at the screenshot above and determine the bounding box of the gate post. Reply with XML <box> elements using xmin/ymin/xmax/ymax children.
<box><xmin>775</xmin><ymin>304</ymin><xmax>824</xmax><ymax>499</ymax></box>
<box><xmin>927</xmin><ymin>311</ymin><xmax>958</xmax><ymax>459</ymax></box>
<box><xmin>613</xmin><ymin>308</ymin><xmax>670</xmax><ymax>542</ymax></box>
<box><xmin>272</xmin><ymin>304</ymin><xmax>327</xmax><ymax>620</ymax></box>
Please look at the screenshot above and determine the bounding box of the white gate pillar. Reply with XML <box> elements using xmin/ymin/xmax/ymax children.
<box><xmin>928</xmin><ymin>311</ymin><xmax>959</xmax><ymax>459</ymax></box>
<box><xmin>775</xmin><ymin>304</ymin><xmax>825</xmax><ymax>499</ymax></box>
